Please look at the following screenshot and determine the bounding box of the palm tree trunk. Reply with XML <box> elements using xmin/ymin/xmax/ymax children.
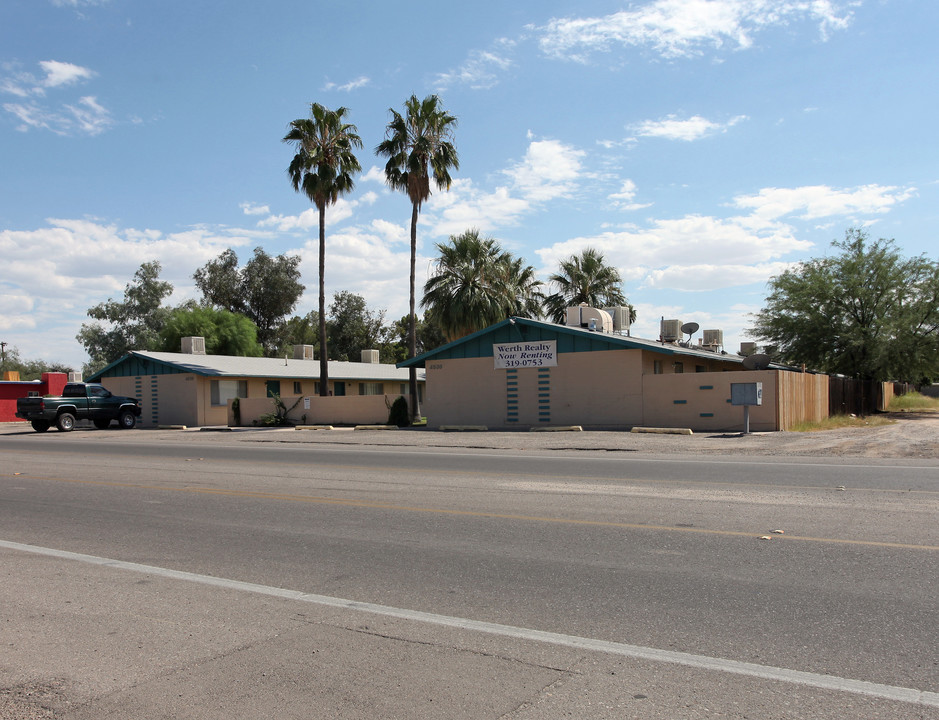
<box><xmin>408</xmin><ymin>201</ymin><xmax>421</xmax><ymax>423</ymax></box>
<box><xmin>318</xmin><ymin>204</ymin><xmax>329</xmax><ymax>397</ymax></box>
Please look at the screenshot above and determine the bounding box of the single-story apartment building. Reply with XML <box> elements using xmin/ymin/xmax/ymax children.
<box><xmin>88</xmin><ymin>341</ymin><xmax>424</xmax><ymax>427</ymax></box>
<box><xmin>397</xmin><ymin>315</ymin><xmax>828</xmax><ymax>432</ymax></box>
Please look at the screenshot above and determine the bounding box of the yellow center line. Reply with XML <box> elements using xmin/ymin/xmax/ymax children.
<box><xmin>5</xmin><ymin>474</ymin><xmax>939</xmax><ymax>552</ymax></box>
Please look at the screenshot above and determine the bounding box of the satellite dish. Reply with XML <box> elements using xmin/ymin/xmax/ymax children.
<box><xmin>681</xmin><ymin>322</ymin><xmax>699</xmax><ymax>336</ymax></box>
<box><xmin>742</xmin><ymin>353</ymin><xmax>771</xmax><ymax>370</ymax></box>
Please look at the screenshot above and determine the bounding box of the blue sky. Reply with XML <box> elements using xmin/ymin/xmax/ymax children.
<box><xmin>1</xmin><ymin>0</ymin><xmax>936</xmax><ymax>368</ymax></box>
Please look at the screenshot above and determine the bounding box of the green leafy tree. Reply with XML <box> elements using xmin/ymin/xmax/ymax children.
<box><xmin>422</xmin><ymin>229</ymin><xmax>543</xmax><ymax>342</ymax></box>
<box><xmin>276</xmin><ymin>311</ymin><xmax>320</xmax><ymax>357</ymax></box>
<box><xmin>0</xmin><ymin>345</ymin><xmax>73</xmax><ymax>381</ymax></box>
<box><xmin>77</xmin><ymin>261</ymin><xmax>173</xmax><ymax>373</ymax></box>
<box><xmin>750</xmin><ymin>228</ymin><xmax>939</xmax><ymax>383</ymax></box>
<box><xmin>284</xmin><ymin>103</ymin><xmax>362</xmax><ymax>396</ymax></box>
<box><xmin>381</xmin><ymin>315</ymin><xmax>446</xmax><ymax>365</ymax></box>
<box><xmin>194</xmin><ymin>247</ymin><xmax>304</xmax><ymax>356</ymax></box>
<box><xmin>544</xmin><ymin>248</ymin><xmax>632</xmax><ymax>324</ymax></box>
<box><xmin>158</xmin><ymin>304</ymin><xmax>264</xmax><ymax>356</ymax></box>
<box><xmin>377</xmin><ymin>93</ymin><xmax>459</xmax><ymax>422</ymax></box>
<box><xmin>326</xmin><ymin>291</ymin><xmax>386</xmax><ymax>362</ymax></box>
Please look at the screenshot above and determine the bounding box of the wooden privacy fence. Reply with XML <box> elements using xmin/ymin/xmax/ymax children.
<box><xmin>776</xmin><ymin>371</ymin><xmax>829</xmax><ymax>430</ymax></box>
<box><xmin>828</xmin><ymin>378</ymin><xmax>912</xmax><ymax>416</ymax></box>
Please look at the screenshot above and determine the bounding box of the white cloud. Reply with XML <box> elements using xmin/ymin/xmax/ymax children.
<box><xmin>632</xmin><ymin>114</ymin><xmax>747</xmax><ymax>141</ymax></box>
<box><xmin>292</xmin><ymin>227</ymin><xmax>413</xmax><ymax>320</ymax></box>
<box><xmin>259</xmin><ymin>194</ymin><xmax>364</xmax><ymax>232</ymax></box>
<box><xmin>240</xmin><ymin>202</ymin><xmax>271</xmax><ymax>216</ymax></box>
<box><xmin>322</xmin><ymin>75</ymin><xmax>370</xmax><ymax>92</ymax></box>
<box><xmin>361</xmin><ymin>165</ymin><xmax>387</xmax><ymax>184</ymax></box>
<box><xmin>538</xmin><ymin>213</ymin><xmax>807</xmax><ymax>278</ymax></box>
<box><xmin>426</xmin><ymin>179</ymin><xmax>532</xmax><ymax>238</ymax></box>
<box><xmin>642</xmin><ymin>261</ymin><xmax>793</xmax><ymax>291</ymax></box>
<box><xmin>537</xmin><ymin>0</ymin><xmax>856</xmax><ymax>62</ymax></box>
<box><xmin>504</xmin><ymin>139</ymin><xmax>585</xmax><ymax>202</ymax></box>
<box><xmin>608</xmin><ymin>179</ymin><xmax>652</xmax><ymax>210</ymax></box>
<box><xmin>733</xmin><ymin>184</ymin><xmax>917</xmax><ymax>221</ymax></box>
<box><xmin>402</xmin><ymin>139</ymin><xmax>588</xmax><ymax>238</ymax></box>
<box><xmin>370</xmin><ymin>218</ymin><xmax>408</xmax><ymax>244</ymax></box>
<box><xmin>65</xmin><ymin>95</ymin><xmax>112</xmax><ymax>135</ymax></box>
<box><xmin>39</xmin><ymin>60</ymin><xmax>95</xmax><ymax>88</ymax></box>
<box><xmin>0</xmin><ymin>217</ymin><xmax>270</xmax><ymax>365</ymax></box>
<box><xmin>535</xmin><ymin>181</ymin><xmax>915</xmax><ymax>297</ymax></box>
<box><xmin>434</xmin><ymin>42</ymin><xmax>515</xmax><ymax>90</ymax></box>
<box><xmin>1</xmin><ymin>60</ymin><xmax>110</xmax><ymax>135</ymax></box>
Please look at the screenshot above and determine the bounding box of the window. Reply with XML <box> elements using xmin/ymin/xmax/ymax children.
<box><xmin>211</xmin><ymin>379</ymin><xmax>247</xmax><ymax>406</ymax></box>
<box><xmin>359</xmin><ymin>382</ymin><xmax>385</xmax><ymax>396</ymax></box>
<box><xmin>293</xmin><ymin>381</ymin><xmax>302</xmax><ymax>395</ymax></box>
<box><xmin>696</xmin><ymin>365</ymin><xmax>706</xmax><ymax>373</ymax></box>
<box><xmin>653</xmin><ymin>360</ymin><xmax>662</xmax><ymax>375</ymax></box>
<box><xmin>673</xmin><ymin>362</ymin><xmax>684</xmax><ymax>374</ymax></box>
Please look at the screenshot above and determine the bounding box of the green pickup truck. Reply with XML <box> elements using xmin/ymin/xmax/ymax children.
<box><xmin>16</xmin><ymin>382</ymin><xmax>142</xmax><ymax>432</ymax></box>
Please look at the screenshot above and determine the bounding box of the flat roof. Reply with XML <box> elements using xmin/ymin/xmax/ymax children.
<box><xmin>90</xmin><ymin>350</ymin><xmax>424</xmax><ymax>382</ymax></box>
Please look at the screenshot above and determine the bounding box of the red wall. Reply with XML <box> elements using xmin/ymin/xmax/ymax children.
<box><xmin>0</xmin><ymin>373</ymin><xmax>69</xmax><ymax>423</ymax></box>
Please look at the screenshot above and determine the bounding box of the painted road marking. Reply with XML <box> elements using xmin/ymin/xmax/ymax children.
<box><xmin>1</xmin><ymin>539</ymin><xmax>937</xmax><ymax>709</ymax></box>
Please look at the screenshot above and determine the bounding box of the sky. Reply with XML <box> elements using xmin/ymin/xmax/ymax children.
<box><xmin>1</xmin><ymin>0</ymin><xmax>936</xmax><ymax>369</ymax></box>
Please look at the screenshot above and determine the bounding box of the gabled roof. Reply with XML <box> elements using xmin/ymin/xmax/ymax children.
<box><xmin>397</xmin><ymin>317</ymin><xmax>748</xmax><ymax>368</ymax></box>
<box><xmin>89</xmin><ymin>350</ymin><xmax>423</xmax><ymax>382</ymax></box>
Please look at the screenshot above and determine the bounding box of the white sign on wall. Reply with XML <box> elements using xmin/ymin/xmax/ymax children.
<box><xmin>493</xmin><ymin>340</ymin><xmax>557</xmax><ymax>369</ymax></box>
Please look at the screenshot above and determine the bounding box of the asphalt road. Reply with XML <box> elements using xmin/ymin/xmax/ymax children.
<box><xmin>1</xmin><ymin>428</ymin><xmax>937</xmax><ymax>719</ymax></box>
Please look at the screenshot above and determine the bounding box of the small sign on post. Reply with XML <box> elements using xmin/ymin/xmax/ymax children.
<box><xmin>731</xmin><ymin>382</ymin><xmax>762</xmax><ymax>434</ymax></box>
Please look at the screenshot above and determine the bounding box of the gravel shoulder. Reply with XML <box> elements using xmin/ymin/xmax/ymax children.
<box><xmin>204</xmin><ymin>411</ymin><xmax>939</xmax><ymax>460</ymax></box>
<box><xmin>2</xmin><ymin>412</ymin><xmax>937</xmax><ymax>460</ymax></box>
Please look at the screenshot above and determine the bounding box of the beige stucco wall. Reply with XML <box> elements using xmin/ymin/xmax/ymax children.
<box><xmin>642</xmin><ymin>370</ymin><xmax>779</xmax><ymax>432</ymax></box>
<box><xmin>100</xmin><ymin>374</ymin><xmax>418</xmax><ymax>427</ymax></box>
<box><xmin>100</xmin><ymin>374</ymin><xmax>203</xmax><ymax>427</ymax></box>
<box><xmin>231</xmin><ymin>394</ymin><xmax>401</xmax><ymax>426</ymax></box>
<box><xmin>424</xmin><ymin>349</ymin><xmax>647</xmax><ymax>429</ymax></box>
<box><xmin>419</xmin><ymin>351</ymin><xmax>825</xmax><ymax>431</ymax></box>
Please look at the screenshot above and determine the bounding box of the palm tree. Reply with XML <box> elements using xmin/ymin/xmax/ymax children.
<box><xmin>501</xmin><ymin>254</ymin><xmax>545</xmax><ymax>321</ymax></box>
<box><xmin>377</xmin><ymin>94</ymin><xmax>459</xmax><ymax>422</ymax></box>
<box><xmin>422</xmin><ymin>229</ymin><xmax>542</xmax><ymax>342</ymax></box>
<box><xmin>545</xmin><ymin>248</ymin><xmax>630</xmax><ymax>323</ymax></box>
<box><xmin>284</xmin><ymin>103</ymin><xmax>362</xmax><ymax>396</ymax></box>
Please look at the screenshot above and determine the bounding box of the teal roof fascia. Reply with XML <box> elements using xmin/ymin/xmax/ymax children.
<box><xmin>88</xmin><ymin>352</ymin><xmax>199</xmax><ymax>381</ymax></box>
<box><xmin>397</xmin><ymin>317</ymin><xmax>685</xmax><ymax>368</ymax></box>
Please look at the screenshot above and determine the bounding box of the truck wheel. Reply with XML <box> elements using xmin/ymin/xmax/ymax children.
<box><xmin>31</xmin><ymin>420</ymin><xmax>51</xmax><ymax>433</ymax></box>
<box><xmin>118</xmin><ymin>410</ymin><xmax>137</xmax><ymax>429</ymax></box>
<box><xmin>56</xmin><ymin>413</ymin><xmax>76</xmax><ymax>432</ymax></box>
<box><xmin>94</xmin><ymin>419</ymin><xmax>111</xmax><ymax>429</ymax></box>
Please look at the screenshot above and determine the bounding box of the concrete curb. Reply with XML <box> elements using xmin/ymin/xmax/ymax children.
<box><xmin>353</xmin><ymin>425</ymin><xmax>398</xmax><ymax>431</ymax></box>
<box><xmin>439</xmin><ymin>425</ymin><xmax>488</xmax><ymax>432</ymax></box>
<box><xmin>631</xmin><ymin>426</ymin><xmax>694</xmax><ymax>435</ymax></box>
<box><xmin>530</xmin><ymin>426</ymin><xmax>583</xmax><ymax>432</ymax></box>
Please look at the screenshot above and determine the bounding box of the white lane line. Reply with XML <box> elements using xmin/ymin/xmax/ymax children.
<box><xmin>3</xmin><ymin>539</ymin><xmax>937</xmax><ymax>709</ymax></box>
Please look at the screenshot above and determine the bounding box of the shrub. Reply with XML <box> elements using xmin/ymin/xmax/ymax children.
<box><xmin>387</xmin><ymin>396</ymin><xmax>410</xmax><ymax>427</ymax></box>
